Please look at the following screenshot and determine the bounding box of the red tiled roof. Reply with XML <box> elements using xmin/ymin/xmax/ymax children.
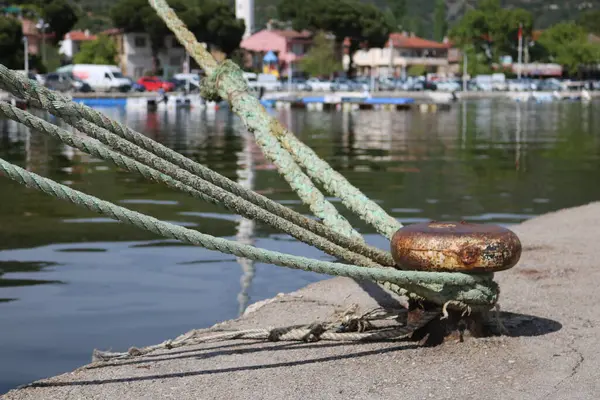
<box><xmin>65</xmin><ymin>30</ymin><xmax>97</xmax><ymax>41</ymax></box>
<box><xmin>343</xmin><ymin>33</ymin><xmax>451</xmax><ymax>49</ymax></box>
<box><xmin>271</xmin><ymin>29</ymin><xmax>312</xmax><ymax>39</ymax></box>
<box><xmin>387</xmin><ymin>33</ymin><xmax>449</xmax><ymax>49</ymax></box>
<box><xmin>102</xmin><ymin>28</ymin><xmax>124</xmax><ymax>36</ymax></box>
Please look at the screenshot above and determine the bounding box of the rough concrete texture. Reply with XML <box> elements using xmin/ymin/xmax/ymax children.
<box><xmin>4</xmin><ymin>202</ymin><xmax>600</xmax><ymax>400</ymax></box>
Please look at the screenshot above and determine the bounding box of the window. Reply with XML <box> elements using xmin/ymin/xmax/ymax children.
<box><xmin>134</xmin><ymin>36</ymin><xmax>147</xmax><ymax>48</ymax></box>
<box><xmin>170</xmin><ymin>56</ymin><xmax>181</xmax><ymax>66</ymax></box>
<box><xmin>104</xmin><ymin>73</ymin><xmax>111</xmax><ymax>79</ymax></box>
<box><xmin>112</xmin><ymin>71</ymin><xmax>124</xmax><ymax>78</ymax></box>
<box><xmin>292</xmin><ymin>43</ymin><xmax>304</xmax><ymax>56</ymax></box>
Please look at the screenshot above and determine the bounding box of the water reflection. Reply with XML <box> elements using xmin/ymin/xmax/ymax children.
<box><xmin>1</xmin><ymin>99</ymin><xmax>600</xmax><ymax>393</ymax></box>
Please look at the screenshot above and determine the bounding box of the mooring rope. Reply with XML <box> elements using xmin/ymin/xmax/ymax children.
<box><xmin>90</xmin><ymin>307</ymin><xmax>442</xmax><ymax>362</ymax></box>
<box><xmin>0</xmin><ymin>66</ymin><xmax>397</xmax><ymax>266</ymax></box>
<box><xmin>0</xmin><ymin>102</ymin><xmax>390</xmax><ymax>268</ymax></box>
<box><xmin>0</xmin><ymin>156</ymin><xmax>498</xmax><ymax>307</ymax></box>
<box><xmin>0</xmin><ymin>65</ymin><xmax>363</xmax><ymax>241</ymax></box>
<box><xmin>149</xmin><ymin>0</ymin><xmax>402</xmax><ymax>239</ymax></box>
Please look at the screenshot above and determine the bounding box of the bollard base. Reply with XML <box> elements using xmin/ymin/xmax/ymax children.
<box><xmin>406</xmin><ymin>300</ymin><xmax>495</xmax><ymax>346</ymax></box>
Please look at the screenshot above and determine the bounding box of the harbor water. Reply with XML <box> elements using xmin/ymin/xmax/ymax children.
<box><xmin>1</xmin><ymin>99</ymin><xmax>600</xmax><ymax>393</ymax></box>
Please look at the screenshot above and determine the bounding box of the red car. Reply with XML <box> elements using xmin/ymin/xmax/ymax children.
<box><xmin>137</xmin><ymin>76</ymin><xmax>175</xmax><ymax>92</ymax></box>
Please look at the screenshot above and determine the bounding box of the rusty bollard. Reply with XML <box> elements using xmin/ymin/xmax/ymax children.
<box><xmin>390</xmin><ymin>221</ymin><xmax>522</xmax><ymax>344</ymax></box>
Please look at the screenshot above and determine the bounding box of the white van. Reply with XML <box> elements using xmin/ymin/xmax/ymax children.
<box><xmin>57</xmin><ymin>64</ymin><xmax>132</xmax><ymax>92</ymax></box>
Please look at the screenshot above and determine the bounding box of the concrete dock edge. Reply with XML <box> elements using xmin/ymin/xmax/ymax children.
<box><xmin>4</xmin><ymin>202</ymin><xmax>600</xmax><ymax>400</ymax></box>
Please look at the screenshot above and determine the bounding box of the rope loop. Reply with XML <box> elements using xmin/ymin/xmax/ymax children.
<box><xmin>200</xmin><ymin>60</ymin><xmax>249</xmax><ymax>103</ymax></box>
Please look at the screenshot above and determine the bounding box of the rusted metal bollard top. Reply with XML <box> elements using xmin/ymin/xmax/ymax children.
<box><xmin>391</xmin><ymin>221</ymin><xmax>522</xmax><ymax>273</ymax></box>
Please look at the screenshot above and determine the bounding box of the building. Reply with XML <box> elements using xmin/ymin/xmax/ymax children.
<box><xmin>345</xmin><ymin>33</ymin><xmax>454</xmax><ymax>77</ymax></box>
<box><xmin>59</xmin><ymin>30</ymin><xmax>98</xmax><ymax>62</ymax></box>
<box><xmin>105</xmin><ymin>29</ymin><xmax>186</xmax><ymax>79</ymax></box>
<box><xmin>236</xmin><ymin>0</ymin><xmax>254</xmax><ymax>39</ymax></box>
<box><xmin>240</xmin><ymin>29</ymin><xmax>313</xmax><ymax>76</ymax></box>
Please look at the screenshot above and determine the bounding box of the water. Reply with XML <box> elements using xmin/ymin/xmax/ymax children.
<box><xmin>1</xmin><ymin>99</ymin><xmax>600</xmax><ymax>393</ymax></box>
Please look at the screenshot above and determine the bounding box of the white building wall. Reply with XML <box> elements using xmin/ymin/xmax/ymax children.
<box><xmin>236</xmin><ymin>0</ymin><xmax>254</xmax><ymax>38</ymax></box>
<box><xmin>59</xmin><ymin>38</ymin><xmax>75</xmax><ymax>59</ymax></box>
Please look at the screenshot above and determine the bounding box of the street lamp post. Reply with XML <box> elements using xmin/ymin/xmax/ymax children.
<box><xmin>36</xmin><ymin>19</ymin><xmax>49</xmax><ymax>66</ymax></box>
<box><xmin>23</xmin><ymin>36</ymin><xmax>29</xmax><ymax>74</ymax></box>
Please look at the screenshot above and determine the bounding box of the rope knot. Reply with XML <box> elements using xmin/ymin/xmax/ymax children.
<box><xmin>200</xmin><ymin>60</ymin><xmax>249</xmax><ymax>103</ymax></box>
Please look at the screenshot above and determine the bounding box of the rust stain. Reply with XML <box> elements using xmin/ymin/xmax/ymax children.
<box><xmin>391</xmin><ymin>221</ymin><xmax>522</xmax><ymax>272</ymax></box>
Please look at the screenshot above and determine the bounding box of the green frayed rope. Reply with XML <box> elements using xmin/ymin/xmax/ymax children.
<box><xmin>0</xmin><ymin>101</ymin><xmax>387</xmax><ymax>268</ymax></box>
<box><xmin>149</xmin><ymin>0</ymin><xmax>402</xmax><ymax>240</ymax></box>
<box><xmin>0</xmin><ymin>64</ymin><xmax>391</xmax><ymax>265</ymax></box>
<box><xmin>0</xmin><ymin>156</ymin><xmax>498</xmax><ymax>307</ymax></box>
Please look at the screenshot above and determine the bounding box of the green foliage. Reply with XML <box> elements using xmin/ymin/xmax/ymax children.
<box><xmin>278</xmin><ymin>0</ymin><xmax>391</xmax><ymax>75</ymax></box>
<box><xmin>537</xmin><ymin>22</ymin><xmax>600</xmax><ymax>75</ymax></box>
<box><xmin>433</xmin><ymin>0</ymin><xmax>446</xmax><ymax>42</ymax></box>
<box><xmin>577</xmin><ymin>10</ymin><xmax>600</xmax><ymax>36</ymax></box>
<box><xmin>386</xmin><ymin>0</ymin><xmax>406</xmax><ymax>30</ymax></box>
<box><xmin>72</xmin><ymin>14</ymin><xmax>113</xmax><ymax>33</ymax></box>
<box><xmin>11</xmin><ymin>0</ymin><xmax>78</xmax><ymax>45</ymax></box>
<box><xmin>299</xmin><ymin>31</ymin><xmax>342</xmax><ymax>77</ymax></box>
<box><xmin>110</xmin><ymin>0</ymin><xmax>244</xmax><ymax>58</ymax></box>
<box><xmin>407</xmin><ymin>64</ymin><xmax>426</xmax><ymax>76</ymax></box>
<box><xmin>449</xmin><ymin>0</ymin><xmax>533</xmax><ymax>61</ymax></box>
<box><xmin>0</xmin><ymin>16</ymin><xmax>24</xmax><ymax>69</ymax></box>
<box><xmin>458</xmin><ymin>46</ymin><xmax>493</xmax><ymax>76</ymax></box>
<box><xmin>42</xmin><ymin>0</ymin><xmax>78</xmax><ymax>44</ymax></box>
<box><xmin>73</xmin><ymin>34</ymin><xmax>118</xmax><ymax>64</ymax></box>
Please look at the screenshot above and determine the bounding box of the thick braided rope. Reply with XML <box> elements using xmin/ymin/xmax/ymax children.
<box><xmin>91</xmin><ymin>310</ymin><xmax>441</xmax><ymax>362</ymax></box>
<box><xmin>148</xmin><ymin>0</ymin><xmax>402</xmax><ymax>239</ymax></box>
<box><xmin>0</xmin><ymin>65</ymin><xmax>363</xmax><ymax>244</ymax></box>
<box><xmin>0</xmin><ymin>102</ymin><xmax>387</xmax><ymax>268</ymax></box>
<box><xmin>0</xmin><ymin>157</ymin><xmax>498</xmax><ymax>307</ymax></box>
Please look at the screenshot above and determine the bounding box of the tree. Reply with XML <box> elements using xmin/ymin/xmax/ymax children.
<box><xmin>386</xmin><ymin>0</ymin><xmax>406</xmax><ymax>30</ymax></box>
<box><xmin>11</xmin><ymin>0</ymin><xmax>78</xmax><ymax>45</ymax></box>
<box><xmin>577</xmin><ymin>10</ymin><xmax>600</xmax><ymax>35</ymax></box>
<box><xmin>537</xmin><ymin>22</ymin><xmax>600</xmax><ymax>75</ymax></box>
<box><xmin>449</xmin><ymin>0</ymin><xmax>533</xmax><ymax>66</ymax></box>
<box><xmin>0</xmin><ymin>16</ymin><xmax>24</xmax><ymax>69</ymax></box>
<box><xmin>278</xmin><ymin>0</ymin><xmax>391</xmax><ymax>76</ymax></box>
<box><xmin>73</xmin><ymin>34</ymin><xmax>118</xmax><ymax>64</ymax></box>
<box><xmin>186</xmin><ymin>0</ymin><xmax>245</xmax><ymax>57</ymax></box>
<box><xmin>407</xmin><ymin>64</ymin><xmax>426</xmax><ymax>76</ymax></box>
<box><xmin>110</xmin><ymin>0</ymin><xmax>244</xmax><ymax>71</ymax></box>
<box><xmin>299</xmin><ymin>31</ymin><xmax>342</xmax><ymax>77</ymax></box>
<box><xmin>42</xmin><ymin>0</ymin><xmax>78</xmax><ymax>45</ymax></box>
<box><xmin>433</xmin><ymin>0</ymin><xmax>447</xmax><ymax>42</ymax></box>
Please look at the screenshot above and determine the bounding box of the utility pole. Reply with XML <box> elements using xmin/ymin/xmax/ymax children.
<box><xmin>23</xmin><ymin>36</ymin><xmax>29</xmax><ymax>75</ymax></box>
<box><xmin>462</xmin><ymin>48</ymin><xmax>467</xmax><ymax>92</ymax></box>
<box><xmin>517</xmin><ymin>23</ymin><xmax>523</xmax><ymax>80</ymax></box>
<box><xmin>36</xmin><ymin>19</ymin><xmax>49</xmax><ymax>67</ymax></box>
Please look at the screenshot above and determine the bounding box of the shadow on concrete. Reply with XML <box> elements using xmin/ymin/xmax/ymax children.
<box><xmin>85</xmin><ymin>339</ymin><xmax>413</xmax><ymax>371</ymax></box>
<box><xmin>25</xmin><ymin>342</ymin><xmax>420</xmax><ymax>388</ymax></box>
<box><xmin>492</xmin><ymin>311</ymin><xmax>563</xmax><ymax>337</ymax></box>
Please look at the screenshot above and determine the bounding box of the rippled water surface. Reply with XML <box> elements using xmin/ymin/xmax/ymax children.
<box><xmin>1</xmin><ymin>99</ymin><xmax>600</xmax><ymax>392</ymax></box>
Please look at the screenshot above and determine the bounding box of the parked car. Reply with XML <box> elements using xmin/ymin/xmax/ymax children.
<box><xmin>123</xmin><ymin>76</ymin><xmax>145</xmax><ymax>92</ymax></box>
<box><xmin>279</xmin><ymin>77</ymin><xmax>311</xmax><ymax>91</ymax></box>
<box><xmin>70</xmin><ymin>76</ymin><xmax>94</xmax><ymax>92</ymax></box>
<box><xmin>56</xmin><ymin>64</ymin><xmax>131</xmax><ymax>92</ymax></box>
<box><xmin>137</xmin><ymin>76</ymin><xmax>175</xmax><ymax>92</ymax></box>
<box><xmin>43</xmin><ymin>72</ymin><xmax>92</xmax><ymax>92</ymax></box>
<box><xmin>331</xmin><ymin>77</ymin><xmax>353</xmax><ymax>91</ymax></box>
<box><xmin>306</xmin><ymin>78</ymin><xmax>333</xmax><ymax>92</ymax></box>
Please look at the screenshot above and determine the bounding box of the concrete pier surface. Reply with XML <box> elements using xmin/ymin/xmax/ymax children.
<box><xmin>4</xmin><ymin>202</ymin><xmax>600</xmax><ymax>400</ymax></box>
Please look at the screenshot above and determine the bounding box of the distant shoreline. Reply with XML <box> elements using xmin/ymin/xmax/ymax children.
<box><xmin>3</xmin><ymin>89</ymin><xmax>598</xmax><ymax>101</ymax></box>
